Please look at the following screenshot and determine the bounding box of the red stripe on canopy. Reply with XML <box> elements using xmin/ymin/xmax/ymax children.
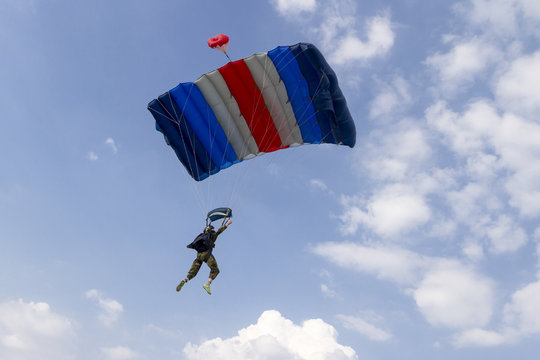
<box><xmin>218</xmin><ymin>60</ymin><xmax>283</xmax><ymax>153</ymax></box>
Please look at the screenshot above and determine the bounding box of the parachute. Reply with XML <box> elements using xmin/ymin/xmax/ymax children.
<box><xmin>207</xmin><ymin>34</ymin><xmax>231</xmax><ymax>61</ymax></box>
<box><xmin>147</xmin><ymin>42</ymin><xmax>356</xmax><ymax>182</ymax></box>
<box><xmin>206</xmin><ymin>207</ymin><xmax>232</xmax><ymax>224</ymax></box>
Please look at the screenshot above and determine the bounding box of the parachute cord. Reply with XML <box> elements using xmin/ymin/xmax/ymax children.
<box><xmin>170</xmin><ymin>86</ymin><xmax>208</xmax><ymax>217</ymax></box>
<box><xmin>231</xmin><ymin>46</ymin><xmax>339</xmax><ymax>214</ymax></box>
<box><xmin>155</xmin><ymin>96</ymin><xmax>204</xmax><ymax>215</ymax></box>
<box><xmin>163</xmin><ymin>44</ymin><xmax>342</xmax><ymax>220</ymax></box>
<box><xmin>233</xmin><ymin>64</ymin><xmax>339</xmax><ymax>215</ymax></box>
<box><xmin>269</xmin><ymin>46</ymin><xmax>328</xmax><ymax>144</ymax></box>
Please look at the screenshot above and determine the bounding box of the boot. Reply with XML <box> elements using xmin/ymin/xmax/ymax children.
<box><xmin>202</xmin><ymin>284</ymin><xmax>211</xmax><ymax>295</ymax></box>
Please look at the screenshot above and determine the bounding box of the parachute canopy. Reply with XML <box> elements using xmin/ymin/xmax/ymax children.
<box><xmin>207</xmin><ymin>34</ymin><xmax>230</xmax><ymax>54</ymax></box>
<box><xmin>207</xmin><ymin>207</ymin><xmax>232</xmax><ymax>223</ymax></box>
<box><xmin>148</xmin><ymin>43</ymin><xmax>356</xmax><ymax>181</ymax></box>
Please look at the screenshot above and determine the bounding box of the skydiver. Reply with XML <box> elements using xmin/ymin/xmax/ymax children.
<box><xmin>176</xmin><ymin>219</ymin><xmax>232</xmax><ymax>295</ymax></box>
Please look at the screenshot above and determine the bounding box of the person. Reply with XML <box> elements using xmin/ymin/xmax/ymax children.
<box><xmin>176</xmin><ymin>219</ymin><xmax>232</xmax><ymax>295</ymax></box>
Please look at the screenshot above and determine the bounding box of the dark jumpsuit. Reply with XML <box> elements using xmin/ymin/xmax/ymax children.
<box><xmin>186</xmin><ymin>225</ymin><xmax>227</xmax><ymax>280</ymax></box>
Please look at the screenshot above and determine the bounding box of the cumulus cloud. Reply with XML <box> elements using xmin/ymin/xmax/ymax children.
<box><xmin>445</xmin><ymin>183</ymin><xmax>527</xmax><ymax>255</ymax></box>
<box><xmin>503</xmin><ymin>280</ymin><xmax>540</xmax><ymax>335</ymax></box>
<box><xmin>310</xmin><ymin>179</ymin><xmax>328</xmax><ymax>192</ymax></box>
<box><xmin>183</xmin><ymin>310</ymin><xmax>357</xmax><ymax>360</ymax></box>
<box><xmin>452</xmin><ymin>328</ymin><xmax>515</xmax><ymax>347</ymax></box>
<box><xmin>86</xmin><ymin>289</ymin><xmax>124</xmax><ymax>326</ymax></box>
<box><xmin>455</xmin><ymin>0</ymin><xmax>521</xmax><ymax>35</ymax></box>
<box><xmin>451</xmin><ymin>279</ymin><xmax>540</xmax><ymax>347</ymax></box>
<box><xmin>360</xmin><ymin>121</ymin><xmax>432</xmax><ymax>181</ymax></box>
<box><xmin>425</xmin><ymin>38</ymin><xmax>500</xmax><ymax>94</ymax></box>
<box><xmin>312</xmin><ymin>242</ymin><xmax>426</xmax><ymax>285</ymax></box>
<box><xmin>427</xmin><ymin>100</ymin><xmax>540</xmax><ymax>217</ymax></box>
<box><xmin>105</xmin><ymin>137</ymin><xmax>118</xmax><ymax>154</ymax></box>
<box><xmin>270</xmin><ymin>0</ymin><xmax>317</xmax><ymax>16</ymax></box>
<box><xmin>271</xmin><ymin>0</ymin><xmax>394</xmax><ymax>67</ymax></box>
<box><xmin>485</xmin><ymin>215</ymin><xmax>527</xmax><ymax>254</ymax></box>
<box><xmin>0</xmin><ymin>299</ymin><xmax>76</xmax><ymax>359</ymax></box>
<box><xmin>101</xmin><ymin>346</ymin><xmax>141</xmax><ymax>360</ymax></box>
<box><xmin>336</xmin><ymin>314</ymin><xmax>392</xmax><ymax>341</ymax></box>
<box><xmin>313</xmin><ymin>243</ymin><xmax>497</xmax><ymax>332</ymax></box>
<box><xmin>319</xmin><ymin>269</ymin><xmax>337</xmax><ymax>298</ymax></box>
<box><xmin>456</xmin><ymin>0</ymin><xmax>540</xmax><ymax>36</ymax></box>
<box><xmin>329</xmin><ymin>14</ymin><xmax>394</xmax><ymax>65</ymax></box>
<box><xmin>87</xmin><ymin>151</ymin><xmax>99</xmax><ymax>161</ymax></box>
<box><xmin>413</xmin><ymin>262</ymin><xmax>495</xmax><ymax>329</ymax></box>
<box><xmin>274</xmin><ymin>0</ymin><xmax>540</xmax><ymax>351</ymax></box>
<box><xmin>339</xmin><ymin>184</ymin><xmax>431</xmax><ymax>238</ymax></box>
<box><xmin>320</xmin><ymin>284</ymin><xmax>337</xmax><ymax>298</ymax></box>
<box><xmin>495</xmin><ymin>51</ymin><xmax>540</xmax><ymax>118</ymax></box>
<box><xmin>310</xmin><ymin>179</ymin><xmax>335</xmax><ymax>196</ymax></box>
<box><xmin>369</xmin><ymin>76</ymin><xmax>412</xmax><ymax>120</ymax></box>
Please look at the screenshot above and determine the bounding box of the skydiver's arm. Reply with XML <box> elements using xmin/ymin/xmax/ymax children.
<box><xmin>214</xmin><ymin>220</ymin><xmax>232</xmax><ymax>239</ymax></box>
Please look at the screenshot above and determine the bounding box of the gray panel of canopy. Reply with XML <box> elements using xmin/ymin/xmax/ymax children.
<box><xmin>195</xmin><ymin>70</ymin><xmax>259</xmax><ymax>159</ymax></box>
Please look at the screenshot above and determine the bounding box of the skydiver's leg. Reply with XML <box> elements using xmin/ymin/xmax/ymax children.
<box><xmin>202</xmin><ymin>255</ymin><xmax>219</xmax><ymax>295</ymax></box>
<box><xmin>187</xmin><ymin>255</ymin><xmax>205</xmax><ymax>280</ymax></box>
<box><xmin>177</xmin><ymin>254</ymin><xmax>205</xmax><ymax>292</ymax></box>
<box><xmin>206</xmin><ymin>254</ymin><xmax>220</xmax><ymax>281</ymax></box>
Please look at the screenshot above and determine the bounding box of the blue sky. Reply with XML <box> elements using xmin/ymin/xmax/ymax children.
<box><xmin>1</xmin><ymin>0</ymin><xmax>540</xmax><ymax>359</ymax></box>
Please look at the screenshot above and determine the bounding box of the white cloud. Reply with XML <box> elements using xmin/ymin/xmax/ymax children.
<box><xmin>86</xmin><ymin>289</ymin><xmax>124</xmax><ymax>326</ymax></box>
<box><xmin>320</xmin><ymin>284</ymin><xmax>337</xmax><ymax>298</ymax></box>
<box><xmin>456</xmin><ymin>0</ymin><xmax>540</xmax><ymax>36</ymax></box>
<box><xmin>87</xmin><ymin>151</ymin><xmax>99</xmax><ymax>161</ymax></box>
<box><xmin>465</xmin><ymin>153</ymin><xmax>502</xmax><ymax>181</ymax></box>
<box><xmin>452</xmin><ymin>328</ymin><xmax>514</xmax><ymax>347</ymax></box>
<box><xmin>183</xmin><ymin>310</ymin><xmax>357</xmax><ymax>360</ymax></box>
<box><xmin>310</xmin><ymin>179</ymin><xmax>328</xmax><ymax>192</ymax></box>
<box><xmin>106</xmin><ymin>137</ymin><xmax>118</xmax><ymax>154</ymax></box>
<box><xmin>370</xmin><ymin>76</ymin><xmax>412</xmax><ymax>119</ymax></box>
<box><xmin>312</xmin><ymin>242</ymin><xmax>426</xmax><ymax>285</ymax></box>
<box><xmin>485</xmin><ymin>215</ymin><xmax>527</xmax><ymax>254</ymax></box>
<box><xmin>310</xmin><ymin>178</ymin><xmax>336</xmax><ymax>195</ymax></box>
<box><xmin>319</xmin><ymin>269</ymin><xmax>337</xmax><ymax>298</ymax></box>
<box><xmin>519</xmin><ymin>0</ymin><xmax>540</xmax><ymax>20</ymax></box>
<box><xmin>413</xmin><ymin>262</ymin><xmax>495</xmax><ymax>329</ymax></box>
<box><xmin>336</xmin><ymin>314</ymin><xmax>392</xmax><ymax>341</ymax></box>
<box><xmin>495</xmin><ymin>51</ymin><xmax>540</xmax><ymax>118</ymax></box>
<box><xmin>446</xmin><ymin>183</ymin><xmax>528</xmax><ymax>255</ymax></box>
<box><xmin>425</xmin><ymin>38</ymin><xmax>499</xmax><ymax>94</ymax></box>
<box><xmin>461</xmin><ymin>240</ymin><xmax>485</xmax><ymax>261</ymax></box>
<box><xmin>271</xmin><ymin>0</ymin><xmax>394</xmax><ymax>66</ymax></box>
<box><xmin>313</xmin><ymin>243</ymin><xmax>497</xmax><ymax>332</ymax></box>
<box><xmin>427</xmin><ymin>100</ymin><xmax>540</xmax><ymax>217</ymax></box>
<box><xmin>456</xmin><ymin>0</ymin><xmax>520</xmax><ymax>35</ymax></box>
<box><xmin>0</xmin><ymin>299</ymin><xmax>76</xmax><ymax>360</ymax></box>
<box><xmin>360</xmin><ymin>122</ymin><xmax>432</xmax><ymax>181</ymax></box>
<box><xmin>503</xmin><ymin>280</ymin><xmax>540</xmax><ymax>335</ymax></box>
<box><xmin>101</xmin><ymin>346</ymin><xmax>141</xmax><ymax>360</ymax></box>
<box><xmin>339</xmin><ymin>184</ymin><xmax>431</xmax><ymax>238</ymax></box>
<box><xmin>329</xmin><ymin>14</ymin><xmax>394</xmax><ymax>65</ymax></box>
<box><xmin>425</xmin><ymin>101</ymin><xmax>489</xmax><ymax>155</ymax></box>
<box><xmin>446</xmin><ymin>183</ymin><xmax>499</xmax><ymax>224</ymax></box>
<box><xmin>452</xmin><ymin>279</ymin><xmax>540</xmax><ymax>347</ymax></box>
<box><xmin>270</xmin><ymin>0</ymin><xmax>317</xmax><ymax>16</ymax></box>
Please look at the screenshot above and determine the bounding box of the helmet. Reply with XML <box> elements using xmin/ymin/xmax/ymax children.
<box><xmin>204</xmin><ymin>225</ymin><xmax>214</xmax><ymax>233</ymax></box>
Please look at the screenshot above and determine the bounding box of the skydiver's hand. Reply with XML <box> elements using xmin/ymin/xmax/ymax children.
<box><xmin>226</xmin><ymin>219</ymin><xmax>232</xmax><ymax>227</ymax></box>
